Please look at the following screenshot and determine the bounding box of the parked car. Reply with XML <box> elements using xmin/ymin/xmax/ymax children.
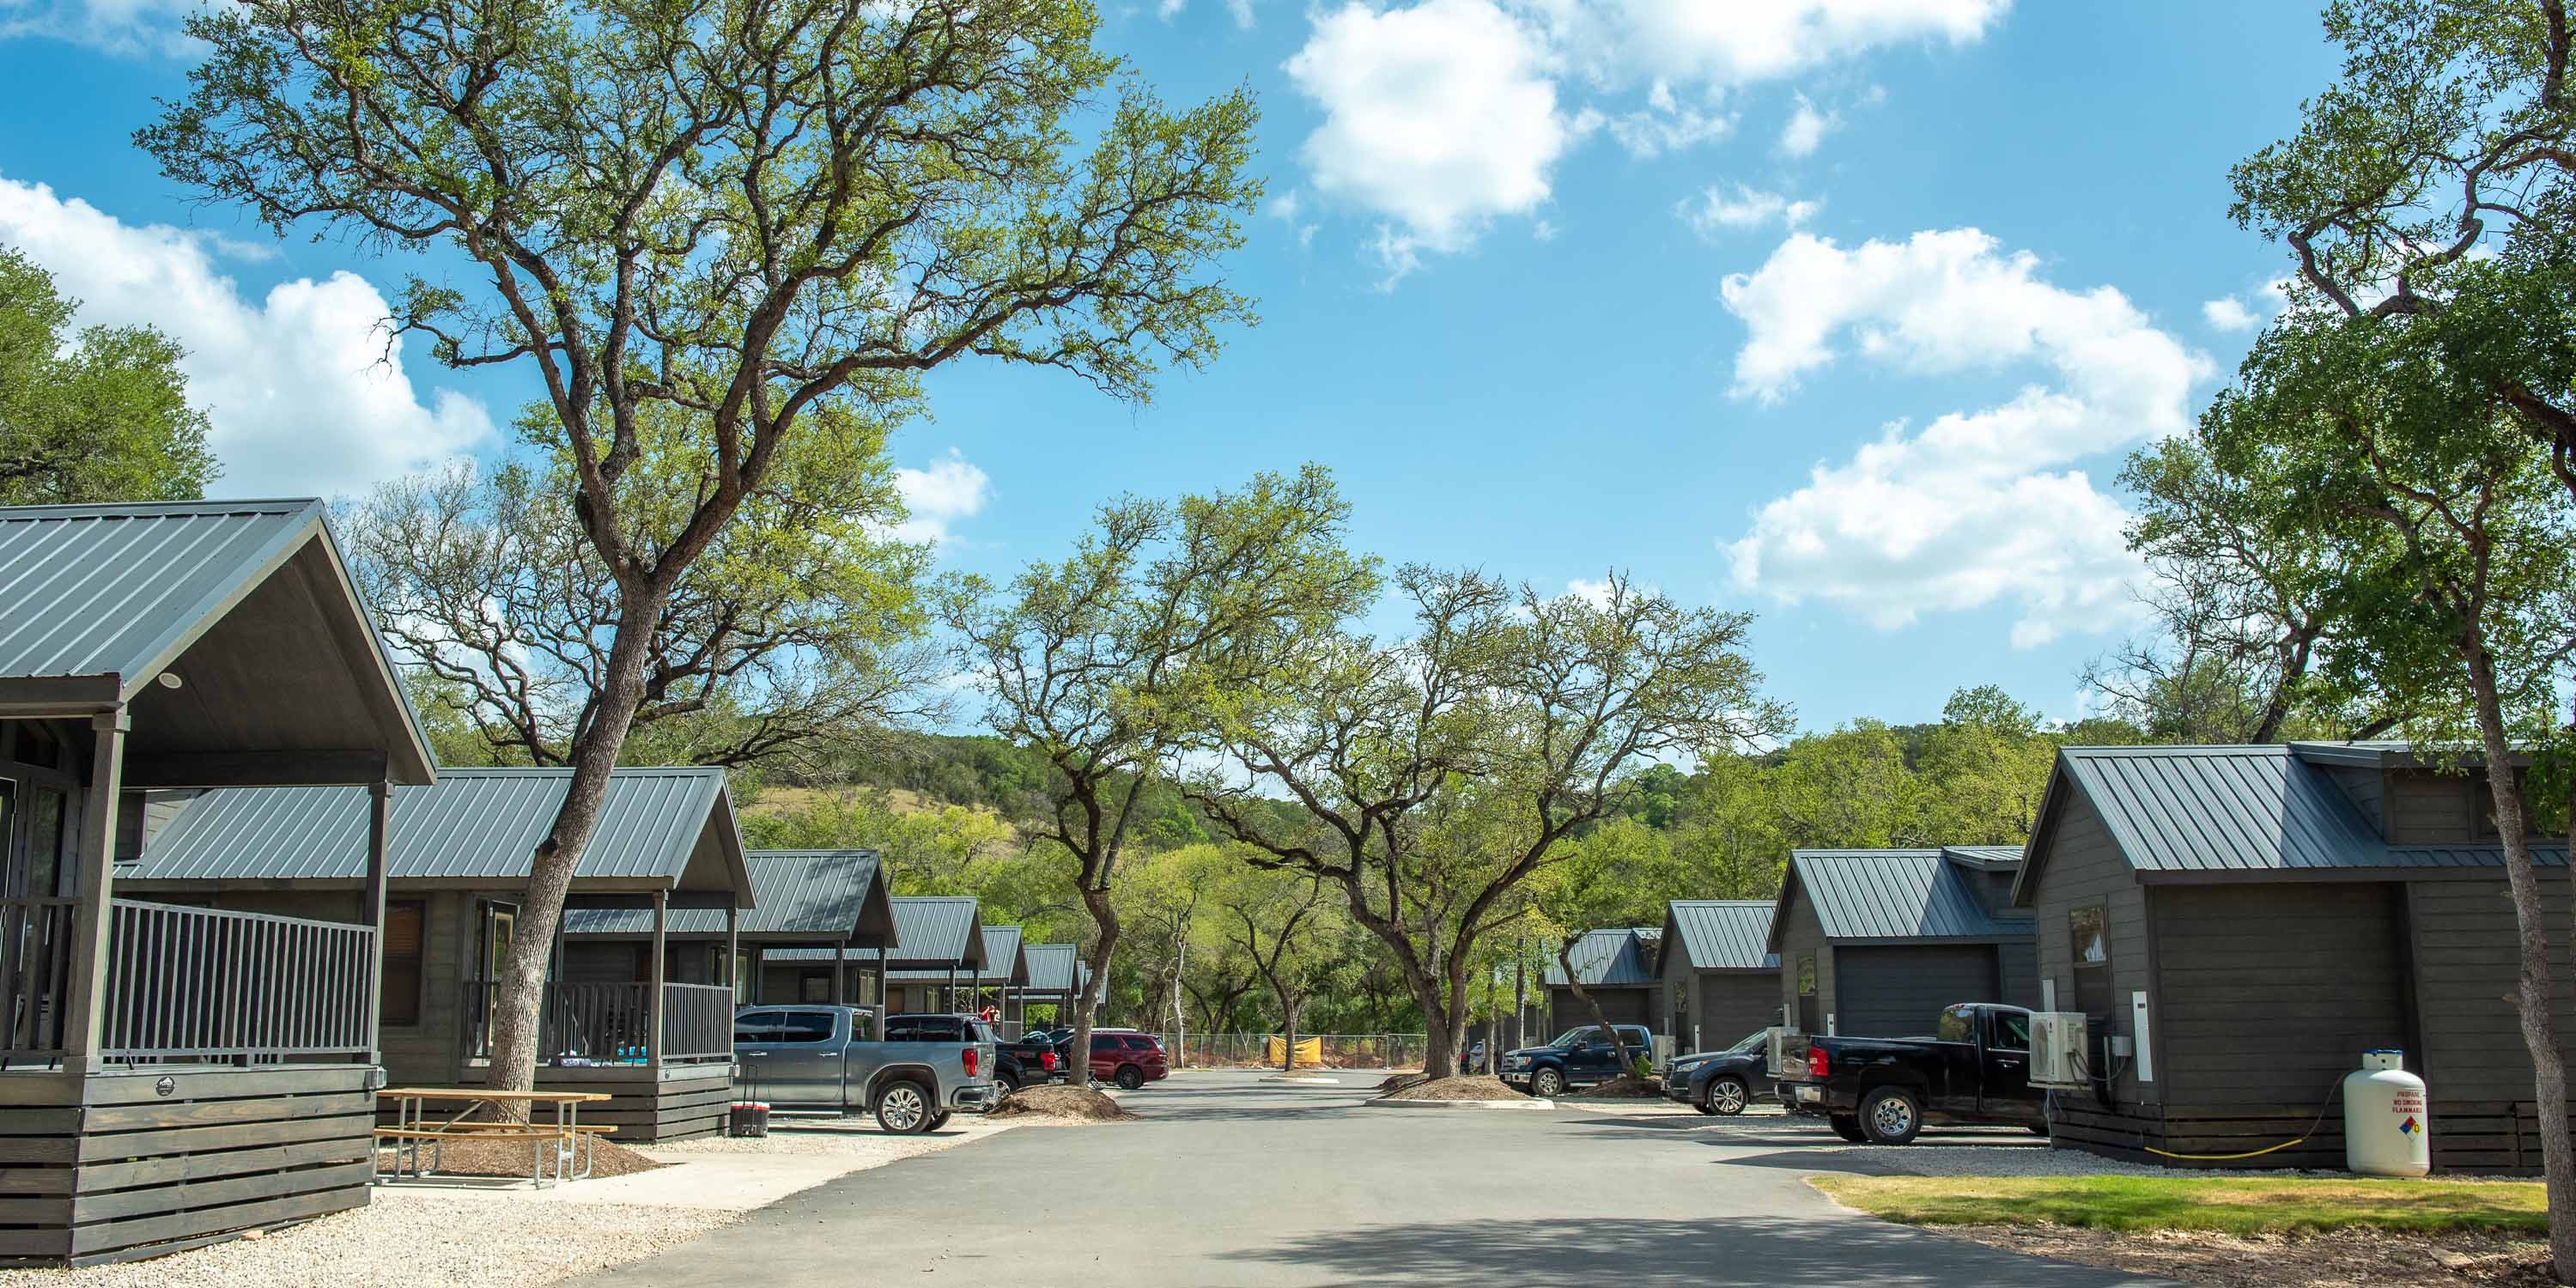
<box><xmin>733</xmin><ymin>1006</ymin><xmax>1000</xmax><ymax>1133</ymax></box>
<box><xmin>1662</xmin><ymin>1028</ymin><xmax>1777</xmax><ymax>1115</ymax></box>
<box><xmin>1773</xmin><ymin>1002</ymin><xmax>2046</xmax><ymax>1145</ymax></box>
<box><xmin>997</xmin><ymin>1030</ymin><xmax>1068</xmax><ymax>1089</ymax></box>
<box><xmin>1457</xmin><ymin>1039</ymin><xmax>1486</xmax><ymax>1074</ymax></box>
<box><xmin>1087</xmin><ymin>1029</ymin><xmax>1169</xmax><ymax>1090</ymax></box>
<box><xmin>1498</xmin><ymin>1024</ymin><xmax>1656</xmax><ymax>1097</ymax></box>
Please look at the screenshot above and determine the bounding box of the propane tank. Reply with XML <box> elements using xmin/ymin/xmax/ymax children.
<box><xmin>2342</xmin><ymin>1048</ymin><xmax>2430</xmax><ymax>1177</ymax></box>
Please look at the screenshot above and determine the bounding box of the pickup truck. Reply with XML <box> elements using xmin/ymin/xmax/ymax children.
<box><xmin>732</xmin><ymin>1006</ymin><xmax>1000</xmax><ymax>1133</ymax></box>
<box><xmin>996</xmin><ymin>1030</ymin><xmax>1067</xmax><ymax>1089</ymax></box>
<box><xmin>1498</xmin><ymin>1024</ymin><xmax>1656</xmax><ymax>1098</ymax></box>
<box><xmin>1773</xmin><ymin>1003</ymin><xmax>2047</xmax><ymax>1145</ymax></box>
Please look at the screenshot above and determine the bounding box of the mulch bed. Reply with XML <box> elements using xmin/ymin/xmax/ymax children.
<box><xmin>1376</xmin><ymin>1074</ymin><xmax>1529</xmax><ymax>1102</ymax></box>
<box><xmin>376</xmin><ymin>1134</ymin><xmax>665</xmax><ymax>1180</ymax></box>
<box><xmin>1947</xmin><ymin>1224</ymin><xmax>2555</xmax><ymax>1287</ymax></box>
<box><xmin>987</xmin><ymin>1084</ymin><xmax>1139</xmax><ymax>1122</ymax></box>
<box><xmin>1563</xmin><ymin>1076</ymin><xmax>1663</xmax><ymax>1099</ymax></box>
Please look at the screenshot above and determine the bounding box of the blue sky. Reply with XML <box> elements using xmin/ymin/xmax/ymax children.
<box><xmin>0</xmin><ymin>1</ymin><xmax>2344</xmax><ymax>733</ymax></box>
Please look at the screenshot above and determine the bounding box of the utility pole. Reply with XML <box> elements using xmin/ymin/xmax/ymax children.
<box><xmin>1511</xmin><ymin>935</ymin><xmax>1527</xmax><ymax>1053</ymax></box>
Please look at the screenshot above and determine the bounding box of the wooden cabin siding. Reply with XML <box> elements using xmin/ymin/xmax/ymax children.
<box><xmin>2026</xmin><ymin>790</ymin><xmax>2154</xmax><ymax>1103</ymax></box>
<box><xmin>2407</xmin><ymin>878</ymin><xmax>2576</xmax><ymax>1103</ymax></box>
<box><xmin>1546</xmin><ymin>986</ymin><xmax>1652</xmax><ymax>1036</ymax></box>
<box><xmin>1694</xmin><ymin>971</ymin><xmax>1781</xmax><ymax>1048</ymax></box>
<box><xmin>1776</xmin><ymin>894</ymin><xmax>1831</xmax><ymax>1034</ymax></box>
<box><xmin>1999</xmin><ymin>939</ymin><xmax>2040</xmax><ymax>1012</ymax></box>
<box><xmin>0</xmin><ymin>1066</ymin><xmax>374</xmax><ymax>1267</ymax></box>
<box><xmin>1833</xmin><ymin>945</ymin><xmax>1999</xmax><ymax>1037</ymax></box>
<box><xmin>2389</xmin><ymin>773</ymin><xmax>2477</xmax><ymax>844</ymax></box>
<box><xmin>2152</xmin><ymin>883</ymin><xmax>2408</xmax><ymax>1110</ymax></box>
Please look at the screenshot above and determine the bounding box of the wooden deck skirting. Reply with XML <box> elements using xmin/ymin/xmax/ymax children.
<box><xmin>0</xmin><ymin>1065</ymin><xmax>375</xmax><ymax>1267</ymax></box>
<box><xmin>2048</xmin><ymin>1097</ymin><xmax>2570</xmax><ymax>1176</ymax></box>
<box><xmin>442</xmin><ymin>1062</ymin><xmax>733</xmax><ymax>1143</ymax></box>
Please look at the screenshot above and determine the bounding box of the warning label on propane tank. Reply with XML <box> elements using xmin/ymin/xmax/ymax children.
<box><xmin>2393</xmin><ymin>1091</ymin><xmax>2426</xmax><ymax>1115</ymax></box>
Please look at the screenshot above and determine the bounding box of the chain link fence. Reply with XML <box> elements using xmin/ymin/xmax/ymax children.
<box><xmin>1156</xmin><ymin>1031</ymin><xmax>1428</xmax><ymax>1071</ymax></box>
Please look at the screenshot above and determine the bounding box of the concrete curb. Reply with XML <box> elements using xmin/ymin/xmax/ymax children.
<box><xmin>1258</xmin><ymin>1075</ymin><xmax>1343</xmax><ymax>1085</ymax></box>
<box><xmin>1359</xmin><ymin>1096</ymin><xmax>1553</xmax><ymax>1110</ymax></box>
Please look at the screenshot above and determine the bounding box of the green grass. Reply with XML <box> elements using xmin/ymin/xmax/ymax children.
<box><xmin>1807</xmin><ymin>1174</ymin><xmax>2547</xmax><ymax>1236</ymax></box>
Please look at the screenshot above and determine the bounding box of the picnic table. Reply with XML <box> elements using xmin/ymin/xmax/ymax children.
<box><xmin>374</xmin><ymin>1088</ymin><xmax>616</xmax><ymax>1188</ymax></box>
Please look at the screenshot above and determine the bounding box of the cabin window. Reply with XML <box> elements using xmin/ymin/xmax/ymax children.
<box><xmin>801</xmin><ymin>973</ymin><xmax>830</xmax><ymax>1003</ymax></box>
<box><xmin>2069</xmin><ymin>905</ymin><xmax>2108</xmax><ymax>967</ymax></box>
<box><xmin>380</xmin><ymin>901</ymin><xmax>426</xmax><ymax>1026</ymax></box>
<box><xmin>1796</xmin><ymin>956</ymin><xmax>1816</xmax><ymax>995</ymax></box>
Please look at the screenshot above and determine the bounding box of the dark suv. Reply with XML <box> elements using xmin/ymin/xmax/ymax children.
<box><xmin>1087</xmin><ymin>1030</ymin><xmax>1169</xmax><ymax>1090</ymax></box>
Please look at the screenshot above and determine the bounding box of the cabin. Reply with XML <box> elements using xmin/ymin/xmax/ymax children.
<box><xmin>762</xmin><ymin>895</ymin><xmax>987</xmax><ymax>1016</ymax></box>
<box><xmin>0</xmin><ymin>499</ymin><xmax>435</xmax><ymax>1265</ymax></box>
<box><xmin>1769</xmin><ymin>847</ymin><xmax>2038</xmax><ymax>1038</ymax></box>
<box><xmin>1656</xmin><ymin>901</ymin><xmax>1781</xmax><ymax>1054</ymax></box>
<box><xmin>1007</xmin><ymin>944</ymin><xmax>1090</xmax><ymax>1025</ymax></box>
<box><xmin>2015</xmin><ymin>743</ymin><xmax>2576</xmax><ymax>1173</ymax></box>
<box><xmin>564</xmin><ymin>848</ymin><xmax>898</xmax><ymax>1009</ymax></box>
<box><xmin>957</xmin><ymin>926</ymin><xmax>1032</xmax><ymax>1030</ymax></box>
<box><xmin>120</xmin><ymin>765</ymin><xmax>755</xmax><ymax>1144</ymax></box>
<box><xmin>1542</xmin><ymin>928</ymin><xmax>1658</xmax><ymax>1035</ymax></box>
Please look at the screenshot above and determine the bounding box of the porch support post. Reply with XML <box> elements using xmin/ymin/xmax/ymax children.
<box><xmin>831</xmin><ymin>945</ymin><xmax>845</xmax><ymax>1008</ymax></box>
<box><xmin>362</xmin><ymin>778</ymin><xmax>392</xmax><ymax>1066</ymax></box>
<box><xmin>647</xmin><ymin>890</ymin><xmax>666</xmax><ymax>1070</ymax></box>
<box><xmin>725</xmin><ymin>903</ymin><xmax>739</xmax><ymax>1003</ymax></box>
<box><xmin>877</xmin><ymin>944</ymin><xmax>888</xmax><ymax>1031</ymax></box>
<box><xmin>62</xmin><ymin>705</ymin><xmax>128</xmax><ymax>1068</ymax></box>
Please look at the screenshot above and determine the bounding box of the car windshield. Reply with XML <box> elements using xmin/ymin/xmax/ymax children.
<box><xmin>1725</xmin><ymin>1030</ymin><xmax>1767</xmax><ymax>1054</ymax></box>
<box><xmin>1546</xmin><ymin>1028</ymin><xmax>1597</xmax><ymax>1048</ymax></box>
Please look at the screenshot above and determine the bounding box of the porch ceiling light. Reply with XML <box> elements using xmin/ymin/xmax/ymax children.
<box><xmin>155</xmin><ymin>671</ymin><xmax>184</xmax><ymax>690</ymax></box>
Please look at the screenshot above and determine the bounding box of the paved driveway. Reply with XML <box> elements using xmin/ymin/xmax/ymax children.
<box><xmin>574</xmin><ymin>1071</ymin><xmax>2165</xmax><ymax>1287</ymax></box>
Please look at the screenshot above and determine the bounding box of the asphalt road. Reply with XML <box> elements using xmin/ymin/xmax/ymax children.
<box><xmin>576</xmin><ymin>1071</ymin><xmax>2166</xmax><ymax>1287</ymax></box>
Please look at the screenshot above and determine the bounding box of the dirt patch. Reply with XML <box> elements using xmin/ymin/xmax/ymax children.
<box><xmin>987</xmin><ymin>1084</ymin><xmax>1139</xmax><ymax>1122</ymax></box>
<box><xmin>1944</xmin><ymin>1224</ymin><xmax>2555</xmax><ymax>1287</ymax></box>
<box><xmin>1374</xmin><ymin>1070</ymin><xmax>1429</xmax><ymax>1094</ymax></box>
<box><xmin>1377</xmin><ymin>1074</ymin><xmax>1528</xmax><ymax>1102</ymax></box>
<box><xmin>376</xmin><ymin>1133</ymin><xmax>665</xmax><ymax>1180</ymax></box>
<box><xmin>1564</xmin><ymin>1076</ymin><xmax>1663</xmax><ymax>1099</ymax></box>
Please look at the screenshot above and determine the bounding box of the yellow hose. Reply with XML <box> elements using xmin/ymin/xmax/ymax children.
<box><xmin>2142</xmin><ymin>1137</ymin><xmax>2312</xmax><ymax>1161</ymax></box>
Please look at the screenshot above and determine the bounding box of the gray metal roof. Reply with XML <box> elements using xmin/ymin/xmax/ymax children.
<box><xmin>2016</xmin><ymin>744</ymin><xmax>2570</xmax><ymax>902</ymax></box>
<box><xmin>562</xmin><ymin>849</ymin><xmax>884</xmax><ymax>940</ymax></box>
<box><xmin>1543</xmin><ymin>927</ymin><xmax>1657</xmax><ymax>987</ymax></box>
<box><xmin>120</xmin><ymin>766</ymin><xmax>746</xmax><ymax>892</ymax></box>
<box><xmin>767</xmin><ymin>895</ymin><xmax>985</xmax><ymax>970</ymax></box>
<box><xmin>1771</xmin><ymin>849</ymin><xmax>2032</xmax><ymax>946</ymax></box>
<box><xmin>1941</xmin><ymin>845</ymin><xmax>2025</xmax><ymax>869</ymax></box>
<box><xmin>1015</xmin><ymin>944</ymin><xmax>1088</xmax><ymax>993</ymax></box>
<box><xmin>1661</xmin><ymin>901</ymin><xmax>1777</xmax><ymax>972</ymax></box>
<box><xmin>883</xmin><ymin>923</ymin><xmax>1024</xmax><ymax>985</ymax></box>
<box><xmin>0</xmin><ymin>498</ymin><xmax>434</xmax><ymax>779</ymax></box>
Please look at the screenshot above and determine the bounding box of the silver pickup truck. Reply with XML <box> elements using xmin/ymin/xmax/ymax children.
<box><xmin>732</xmin><ymin>1006</ymin><xmax>1001</xmax><ymax>1133</ymax></box>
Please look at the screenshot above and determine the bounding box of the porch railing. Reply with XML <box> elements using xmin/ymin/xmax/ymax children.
<box><xmin>465</xmin><ymin>981</ymin><xmax>734</xmax><ymax>1066</ymax></box>
<box><xmin>100</xmin><ymin>899</ymin><xmax>375</xmax><ymax>1063</ymax></box>
<box><xmin>0</xmin><ymin>896</ymin><xmax>78</xmax><ymax>1061</ymax></box>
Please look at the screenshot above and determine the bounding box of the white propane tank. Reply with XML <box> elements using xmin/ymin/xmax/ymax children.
<box><xmin>2342</xmin><ymin>1048</ymin><xmax>2430</xmax><ymax>1177</ymax></box>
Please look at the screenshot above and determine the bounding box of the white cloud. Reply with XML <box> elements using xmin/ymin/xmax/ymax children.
<box><xmin>0</xmin><ymin>175</ymin><xmax>495</xmax><ymax>499</ymax></box>
<box><xmin>1718</xmin><ymin>228</ymin><xmax>2208</xmax><ymax>647</ymax></box>
<box><xmin>1158</xmin><ymin>0</ymin><xmax>1256</xmax><ymax>26</ymax></box>
<box><xmin>0</xmin><ymin>0</ymin><xmax>202</xmax><ymax>55</ymax></box>
<box><xmin>1285</xmin><ymin>0</ymin><xmax>2004</xmax><ymax>277</ymax></box>
<box><xmin>1531</xmin><ymin>219</ymin><xmax>1561</xmax><ymax>242</ymax></box>
<box><xmin>1777</xmin><ymin>94</ymin><xmax>1839</xmax><ymax>157</ymax></box>
<box><xmin>1287</xmin><ymin>0</ymin><xmax>1576</xmax><ymax>279</ymax></box>
<box><xmin>2202</xmin><ymin>295</ymin><xmax>2257</xmax><ymax>331</ymax></box>
<box><xmin>1679</xmin><ymin>185</ymin><xmax>1819</xmax><ymax>238</ymax></box>
<box><xmin>893</xmin><ymin>450</ymin><xmax>991</xmax><ymax>547</ymax></box>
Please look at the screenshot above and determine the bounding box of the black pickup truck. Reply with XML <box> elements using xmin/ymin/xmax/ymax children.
<box><xmin>1774</xmin><ymin>1003</ymin><xmax>2047</xmax><ymax>1145</ymax></box>
<box><xmin>995</xmin><ymin>1028</ymin><xmax>1070</xmax><ymax>1090</ymax></box>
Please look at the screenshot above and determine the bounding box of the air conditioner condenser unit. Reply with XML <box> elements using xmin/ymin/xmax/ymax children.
<box><xmin>2029</xmin><ymin>1012</ymin><xmax>2089</xmax><ymax>1089</ymax></box>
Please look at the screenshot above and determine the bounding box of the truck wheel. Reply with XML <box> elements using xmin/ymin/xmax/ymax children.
<box><xmin>1115</xmin><ymin>1065</ymin><xmax>1145</xmax><ymax>1091</ymax></box>
<box><xmin>929</xmin><ymin>1111</ymin><xmax>954</xmax><ymax>1131</ymax></box>
<box><xmin>875</xmin><ymin>1080</ymin><xmax>933</xmax><ymax>1134</ymax></box>
<box><xmin>1530</xmin><ymin>1067</ymin><xmax>1565</xmax><ymax>1098</ymax></box>
<box><xmin>1827</xmin><ymin>1114</ymin><xmax>1867</xmax><ymax>1143</ymax></box>
<box><xmin>1703</xmin><ymin>1076</ymin><xmax>1749</xmax><ymax>1116</ymax></box>
<box><xmin>997</xmin><ymin>1069</ymin><xmax>1022</xmax><ymax>1092</ymax></box>
<box><xmin>1860</xmin><ymin>1088</ymin><xmax>1923</xmax><ymax>1145</ymax></box>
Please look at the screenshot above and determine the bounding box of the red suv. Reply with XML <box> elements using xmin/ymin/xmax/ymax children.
<box><xmin>1088</xmin><ymin>1030</ymin><xmax>1168</xmax><ymax>1090</ymax></box>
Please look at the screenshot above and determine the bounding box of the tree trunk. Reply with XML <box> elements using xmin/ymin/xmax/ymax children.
<box><xmin>1280</xmin><ymin>993</ymin><xmax>1299</xmax><ymax>1073</ymax></box>
<box><xmin>1558</xmin><ymin>941</ymin><xmax>1636</xmax><ymax>1076</ymax></box>
<box><xmin>1511</xmin><ymin>939</ymin><xmax>1526</xmax><ymax>1054</ymax></box>
<box><xmin>2465</xmin><ymin>644</ymin><xmax>2576</xmax><ymax>1282</ymax></box>
<box><xmin>1069</xmin><ymin>884</ymin><xmax>1121</xmax><ymax>1089</ymax></box>
<box><xmin>484</xmin><ymin>592</ymin><xmax>665</xmax><ymax>1100</ymax></box>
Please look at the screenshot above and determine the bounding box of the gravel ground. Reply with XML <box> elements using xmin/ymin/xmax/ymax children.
<box><xmin>1943</xmin><ymin>1225</ymin><xmax>2553</xmax><ymax>1287</ymax></box>
<box><xmin>654</xmin><ymin>1115</ymin><xmax>1021</xmax><ymax>1156</ymax></box>
<box><xmin>0</xmin><ymin>1197</ymin><xmax>734</xmax><ymax>1288</ymax></box>
<box><xmin>1378</xmin><ymin>1074</ymin><xmax>1527</xmax><ymax>1101</ymax></box>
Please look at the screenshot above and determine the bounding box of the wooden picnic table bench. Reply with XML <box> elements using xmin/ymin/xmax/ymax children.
<box><xmin>373</xmin><ymin>1088</ymin><xmax>615</xmax><ymax>1188</ymax></box>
